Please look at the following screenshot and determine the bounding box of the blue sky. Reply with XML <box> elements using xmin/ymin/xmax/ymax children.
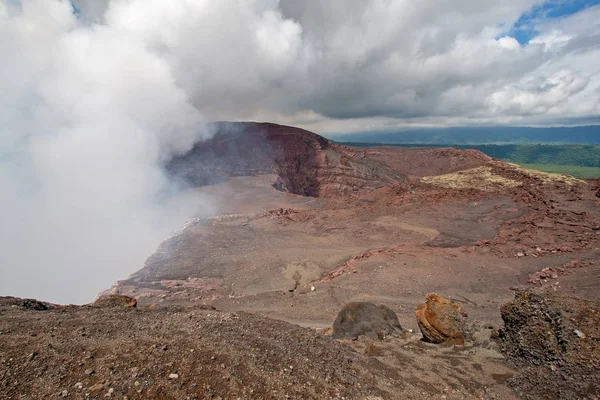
<box><xmin>510</xmin><ymin>0</ymin><xmax>600</xmax><ymax>44</ymax></box>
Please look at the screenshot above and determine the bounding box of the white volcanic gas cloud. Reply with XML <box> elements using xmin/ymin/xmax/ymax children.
<box><xmin>1</xmin><ymin>0</ymin><xmax>599</xmax><ymax>302</ymax></box>
<box><xmin>0</xmin><ymin>0</ymin><xmax>309</xmax><ymax>304</ymax></box>
<box><xmin>0</xmin><ymin>0</ymin><xmax>213</xmax><ymax>304</ymax></box>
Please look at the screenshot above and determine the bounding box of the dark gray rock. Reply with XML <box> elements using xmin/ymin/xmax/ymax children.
<box><xmin>332</xmin><ymin>302</ymin><xmax>402</xmax><ymax>340</ymax></box>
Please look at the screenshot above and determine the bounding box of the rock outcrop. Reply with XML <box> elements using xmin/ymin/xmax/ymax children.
<box><xmin>500</xmin><ymin>290</ymin><xmax>600</xmax><ymax>399</ymax></box>
<box><xmin>332</xmin><ymin>302</ymin><xmax>402</xmax><ymax>340</ymax></box>
<box><xmin>415</xmin><ymin>293</ymin><xmax>466</xmax><ymax>344</ymax></box>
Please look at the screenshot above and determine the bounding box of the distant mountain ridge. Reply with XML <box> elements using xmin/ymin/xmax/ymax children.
<box><xmin>332</xmin><ymin>125</ymin><xmax>600</xmax><ymax>145</ymax></box>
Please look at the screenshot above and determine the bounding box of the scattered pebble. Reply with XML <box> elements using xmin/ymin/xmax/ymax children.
<box><xmin>574</xmin><ymin>329</ymin><xmax>586</xmax><ymax>339</ymax></box>
<box><xmin>168</xmin><ymin>373</ymin><xmax>179</xmax><ymax>379</ymax></box>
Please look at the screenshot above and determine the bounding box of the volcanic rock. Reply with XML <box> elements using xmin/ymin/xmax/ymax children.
<box><xmin>415</xmin><ymin>293</ymin><xmax>466</xmax><ymax>344</ymax></box>
<box><xmin>332</xmin><ymin>302</ymin><xmax>402</xmax><ymax>340</ymax></box>
<box><xmin>500</xmin><ymin>290</ymin><xmax>600</xmax><ymax>399</ymax></box>
<box><xmin>92</xmin><ymin>294</ymin><xmax>137</xmax><ymax>308</ymax></box>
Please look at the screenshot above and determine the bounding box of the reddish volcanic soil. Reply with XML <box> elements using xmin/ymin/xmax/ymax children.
<box><xmin>99</xmin><ymin>123</ymin><xmax>600</xmax><ymax>398</ymax></box>
<box><xmin>3</xmin><ymin>122</ymin><xmax>599</xmax><ymax>399</ymax></box>
<box><xmin>112</xmin><ymin>123</ymin><xmax>599</xmax><ymax>325</ymax></box>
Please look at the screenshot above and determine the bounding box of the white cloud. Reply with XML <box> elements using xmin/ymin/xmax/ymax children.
<box><xmin>0</xmin><ymin>0</ymin><xmax>213</xmax><ymax>303</ymax></box>
<box><xmin>64</xmin><ymin>0</ymin><xmax>600</xmax><ymax>129</ymax></box>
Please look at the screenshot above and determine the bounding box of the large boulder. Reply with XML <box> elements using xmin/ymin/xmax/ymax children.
<box><xmin>415</xmin><ymin>293</ymin><xmax>466</xmax><ymax>344</ymax></box>
<box><xmin>332</xmin><ymin>302</ymin><xmax>402</xmax><ymax>340</ymax></box>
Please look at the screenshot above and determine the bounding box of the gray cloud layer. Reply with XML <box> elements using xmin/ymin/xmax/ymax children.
<box><xmin>1</xmin><ymin>0</ymin><xmax>598</xmax><ymax>302</ymax></box>
<box><xmin>70</xmin><ymin>0</ymin><xmax>600</xmax><ymax>131</ymax></box>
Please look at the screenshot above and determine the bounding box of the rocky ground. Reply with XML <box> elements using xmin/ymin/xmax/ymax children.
<box><xmin>1</xmin><ymin>296</ymin><xmax>520</xmax><ymax>399</ymax></box>
<box><xmin>2</xmin><ymin>122</ymin><xmax>599</xmax><ymax>399</ymax></box>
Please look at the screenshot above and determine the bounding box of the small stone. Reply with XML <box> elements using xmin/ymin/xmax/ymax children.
<box><xmin>89</xmin><ymin>383</ymin><xmax>105</xmax><ymax>394</ymax></box>
<box><xmin>311</xmin><ymin>286</ymin><xmax>316</xmax><ymax>292</ymax></box>
<box><xmin>168</xmin><ymin>373</ymin><xmax>179</xmax><ymax>379</ymax></box>
<box><xmin>84</xmin><ymin>369</ymin><xmax>94</xmax><ymax>375</ymax></box>
<box><xmin>516</xmin><ymin>252</ymin><xmax>525</xmax><ymax>258</ymax></box>
<box><xmin>73</xmin><ymin>382</ymin><xmax>83</xmax><ymax>389</ymax></box>
<box><xmin>134</xmin><ymin>381</ymin><xmax>140</xmax><ymax>387</ymax></box>
<box><xmin>60</xmin><ymin>390</ymin><xmax>68</xmax><ymax>397</ymax></box>
<box><xmin>574</xmin><ymin>329</ymin><xmax>586</xmax><ymax>339</ymax></box>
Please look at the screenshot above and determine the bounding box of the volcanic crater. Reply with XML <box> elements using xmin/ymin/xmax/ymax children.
<box><xmin>3</xmin><ymin>122</ymin><xmax>600</xmax><ymax>399</ymax></box>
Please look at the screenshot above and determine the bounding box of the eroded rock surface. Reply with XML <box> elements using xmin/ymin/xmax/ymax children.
<box><xmin>500</xmin><ymin>290</ymin><xmax>600</xmax><ymax>399</ymax></box>
<box><xmin>415</xmin><ymin>293</ymin><xmax>466</xmax><ymax>344</ymax></box>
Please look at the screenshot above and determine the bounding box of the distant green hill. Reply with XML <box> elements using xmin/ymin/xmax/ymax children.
<box><xmin>467</xmin><ymin>144</ymin><xmax>600</xmax><ymax>167</ymax></box>
<box><xmin>333</xmin><ymin>126</ymin><xmax>600</xmax><ymax>145</ymax></box>
<box><xmin>514</xmin><ymin>164</ymin><xmax>600</xmax><ymax>179</ymax></box>
<box><xmin>342</xmin><ymin>143</ymin><xmax>600</xmax><ymax>178</ymax></box>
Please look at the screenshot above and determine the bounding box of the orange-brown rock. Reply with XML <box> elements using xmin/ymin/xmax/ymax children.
<box><xmin>415</xmin><ymin>293</ymin><xmax>466</xmax><ymax>344</ymax></box>
<box><xmin>92</xmin><ymin>294</ymin><xmax>137</xmax><ymax>308</ymax></box>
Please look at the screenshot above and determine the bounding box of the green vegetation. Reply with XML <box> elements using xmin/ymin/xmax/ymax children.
<box><xmin>467</xmin><ymin>145</ymin><xmax>600</xmax><ymax>168</ymax></box>
<box><xmin>513</xmin><ymin>163</ymin><xmax>600</xmax><ymax>179</ymax></box>
<box><xmin>466</xmin><ymin>145</ymin><xmax>600</xmax><ymax>178</ymax></box>
<box><xmin>344</xmin><ymin>142</ymin><xmax>600</xmax><ymax>178</ymax></box>
<box><xmin>334</xmin><ymin>125</ymin><xmax>600</xmax><ymax>145</ymax></box>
